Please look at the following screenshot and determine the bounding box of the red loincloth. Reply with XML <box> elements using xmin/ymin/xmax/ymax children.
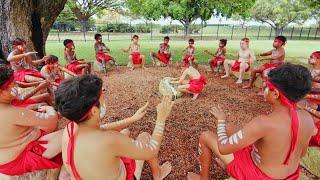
<box><xmin>11</xmin><ymin>98</ymin><xmax>38</xmax><ymax>108</ymax></box>
<box><xmin>0</xmin><ymin>131</ymin><xmax>62</xmax><ymax>175</ymax></box>
<box><xmin>120</xmin><ymin>157</ymin><xmax>136</xmax><ymax>180</ymax></box>
<box><xmin>187</xmin><ymin>76</ymin><xmax>207</xmax><ymax>94</ymax></box>
<box><xmin>96</xmin><ymin>52</ymin><xmax>112</xmax><ymax>64</ymax></box>
<box><xmin>210</xmin><ymin>56</ymin><xmax>225</xmax><ymax>67</ymax></box>
<box><xmin>309</xmin><ymin>121</ymin><xmax>320</xmax><ymax>147</ymax></box>
<box><xmin>157</xmin><ymin>52</ymin><xmax>171</xmax><ymax>64</ymax></box>
<box><xmin>182</xmin><ymin>55</ymin><xmax>194</xmax><ymax>67</ymax></box>
<box><xmin>226</xmin><ymin>145</ymin><xmax>300</xmax><ymax>180</ymax></box>
<box><xmin>66</xmin><ymin>61</ymin><xmax>82</xmax><ymax>75</ymax></box>
<box><xmin>131</xmin><ymin>52</ymin><xmax>142</xmax><ymax>65</ymax></box>
<box><xmin>231</xmin><ymin>61</ymin><xmax>250</xmax><ymax>72</ymax></box>
<box><xmin>13</xmin><ymin>69</ymin><xmax>44</xmax><ymax>83</ymax></box>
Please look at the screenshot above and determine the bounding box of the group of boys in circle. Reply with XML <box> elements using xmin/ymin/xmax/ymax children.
<box><xmin>0</xmin><ymin>32</ymin><xmax>319</xmax><ymax>180</ymax></box>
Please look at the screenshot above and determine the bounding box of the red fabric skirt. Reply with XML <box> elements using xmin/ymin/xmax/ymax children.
<box><xmin>187</xmin><ymin>76</ymin><xmax>207</xmax><ymax>94</ymax></box>
<box><xmin>96</xmin><ymin>52</ymin><xmax>112</xmax><ymax>63</ymax></box>
<box><xmin>66</xmin><ymin>61</ymin><xmax>82</xmax><ymax>75</ymax></box>
<box><xmin>14</xmin><ymin>69</ymin><xmax>44</xmax><ymax>83</ymax></box>
<box><xmin>120</xmin><ymin>157</ymin><xmax>136</xmax><ymax>180</ymax></box>
<box><xmin>157</xmin><ymin>52</ymin><xmax>171</xmax><ymax>64</ymax></box>
<box><xmin>182</xmin><ymin>54</ymin><xmax>194</xmax><ymax>67</ymax></box>
<box><xmin>309</xmin><ymin>121</ymin><xmax>320</xmax><ymax>147</ymax></box>
<box><xmin>0</xmin><ymin>131</ymin><xmax>62</xmax><ymax>175</ymax></box>
<box><xmin>226</xmin><ymin>146</ymin><xmax>300</xmax><ymax>180</ymax></box>
<box><xmin>210</xmin><ymin>56</ymin><xmax>225</xmax><ymax>67</ymax></box>
<box><xmin>261</xmin><ymin>62</ymin><xmax>282</xmax><ymax>71</ymax></box>
<box><xmin>231</xmin><ymin>61</ymin><xmax>250</xmax><ymax>72</ymax></box>
<box><xmin>11</xmin><ymin>98</ymin><xmax>37</xmax><ymax>108</ymax></box>
<box><xmin>131</xmin><ymin>52</ymin><xmax>142</xmax><ymax>65</ymax></box>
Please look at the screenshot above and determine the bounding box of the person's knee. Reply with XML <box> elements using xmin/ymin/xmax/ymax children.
<box><xmin>120</xmin><ymin>128</ymin><xmax>131</xmax><ymax>136</ymax></box>
<box><xmin>141</xmin><ymin>55</ymin><xmax>145</xmax><ymax>59</ymax></box>
<box><xmin>200</xmin><ymin>130</ymin><xmax>214</xmax><ymax>145</ymax></box>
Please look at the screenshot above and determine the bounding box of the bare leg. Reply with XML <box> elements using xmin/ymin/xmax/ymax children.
<box><xmin>187</xmin><ymin>130</ymin><xmax>234</xmax><ymax>180</ymax></box>
<box><xmin>151</xmin><ymin>52</ymin><xmax>157</xmax><ymax>66</ymax></box>
<box><xmin>134</xmin><ymin>132</ymin><xmax>172</xmax><ymax>180</ymax></box>
<box><xmin>101</xmin><ymin>59</ymin><xmax>108</xmax><ymax>75</ymax></box>
<box><xmin>25</xmin><ymin>75</ymin><xmax>44</xmax><ymax>83</ymax></box>
<box><xmin>221</xmin><ymin>61</ymin><xmax>230</xmax><ymax>78</ymax></box>
<box><xmin>236</xmin><ymin>62</ymin><xmax>249</xmax><ymax>84</ymax></box>
<box><xmin>243</xmin><ymin>68</ymin><xmax>262</xmax><ymax>89</ymax></box>
<box><xmin>141</xmin><ymin>55</ymin><xmax>146</xmax><ymax>69</ymax></box>
<box><xmin>76</xmin><ymin>64</ymin><xmax>89</xmax><ymax>75</ymax></box>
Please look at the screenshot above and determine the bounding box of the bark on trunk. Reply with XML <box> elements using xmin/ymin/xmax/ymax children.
<box><xmin>0</xmin><ymin>0</ymin><xmax>67</xmax><ymax>58</ymax></box>
<box><xmin>183</xmin><ymin>22</ymin><xmax>190</xmax><ymax>38</ymax></box>
<box><xmin>274</xmin><ymin>27</ymin><xmax>283</xmax><ymax>36</ymax></box>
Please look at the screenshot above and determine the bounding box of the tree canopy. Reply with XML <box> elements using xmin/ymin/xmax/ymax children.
<box><xmin>126</xmin><ymin>0</ymin><xmax>255</xmax><ymax>35</ymax></box>
<box><xmin>251</xmin><ymin>0</ymin><xmax>313</xmax><ymax>35</ymax></box>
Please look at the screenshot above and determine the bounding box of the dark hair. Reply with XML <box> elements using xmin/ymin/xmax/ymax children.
<box><xmin>164</xmin><ymin>36</ymin><xmax>170</xmax><ymax>40</ymax></box>
<box><xmin>63</xmin><ymin>39</ymin><xmax>74</xmax><ymax>46</ymax></box>
<box><xmin>45</xmin><ymin>55</ymin><xmax>59</xmax><ymax>64</ymax></box>
<box><xmin>275</xmin><ymin>36</ymin><xmax>287</xmax><ymax>45</ymax></box>
<box><xmin>12</xmin><ymin>38</ymin><xmax>26</xmax><ymax>46</ymax></box>
<box><xmin>241</xmin><ymin>38</ymin><xmax>250</xmax><ymax>43</ymax></box>
<box><xmin>268</xmin><ymin>63</ymin><xmax>311</xmax><ymax>102</ymax></box>
<box><xmin>55</xmin><ymin>75</ymin><xmax>103</xmax><ymax>122</ymax></box>
<box><xmin>132</xmin><ymin>34</ymin><xmax>139</xmax><ymax>39</ymax></box>
<box><xmin>189</xmin><ymin>39</ymin><xmax>194</xmax><ymax>43</ymax></box>
<box><xmin>95</xmin><ymin>33</ymin><xmax>102</xmax><ymax>40</ymax></box>
<box><xmin>0</xmin><ymin>65</ymin><xmax>13</xmax><ymax>88</ymax></box>
<box><xmin>219</xmin><ymin>39</ymin><xmax>227</xmax><ymax>46</ymax></box>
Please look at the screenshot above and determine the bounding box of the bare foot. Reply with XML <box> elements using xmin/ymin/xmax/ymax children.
<box><xmin>221</xmin><ymin>75</ymin><xmax>229</xmax><ymax>79</ymax></box>
<box><xmin>187</xmin><ymin>172</ymin><xmax>201</xmax><ymax>180</ymax></box>
<box><xmin>154</xmin><ymin>161</ymin><xmax>172</xmax><ymax>180</ymax></box>
<box><xmin>192</xmin><ymin>94</ymin><xmax>199</xmax><ymax>100</ymax></box>
<box><xmin>235</xmin><ymin>79</ymin><xmax>243</xmax><ymax>84</ymax></box>
<box><xmin>242</xmin><ymin>85</ymin><xmax>252</xmax><ymax>89</ymax></box>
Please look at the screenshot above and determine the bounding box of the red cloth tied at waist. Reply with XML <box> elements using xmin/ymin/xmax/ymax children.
<box><xmin>0</xmin><ymin>130</ymin><xmax>62</xmax><ymax>175</ymax></box>
<box><xmin>157</xmin><ymin>52</ymin><xmax>171</xmax><ymax>64</ymax></box>
<box><xmin>13</xmin><ymin>69</ymin><xmax>44</xmax><ymax>83</ymax></box>
<box><xmin>66</xmin><ymin>61</ymin><xmax>82</xmax><ymax>75</ymax></box>
<box><xmin>187</xmin><ymin>75</ymin><xmax>207</xmax><ymax>94</ymax></box>
<box><xmin>210</xmin><ymin>56</ymin><xmax>225</xmax><ymax>67</ymax></box>
<box><xmin>96</xmin><ymin>52</ymin><xmax>112</xmax><ymax>63</ymax></box>
<box><xmin>226</xmin><ymin>145</ymin><xmax>300</xmax><ymax>180</ymax></box>
<box><xmin>231</xmin><ymin>61</ymin><xmax>250</xmax><ymax>72</ymax></box>
<box><xmin>131</xmin><ymin>52</ymin><xmax>142</xmax><ymax>65</ymax></box>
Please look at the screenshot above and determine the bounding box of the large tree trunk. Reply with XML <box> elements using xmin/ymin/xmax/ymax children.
<box><xmin>0</xmin><ymin>0</ymin><xmax>67</xmax><ymax>59</ymax></box>
<box><xmin>183</xmin><ymin>21</ymin><xmax>190</xmax><ymax>38</ymax></box>
<box><xmin>274</xmin><ymin>27</ymin><xmax>283</xmax><ymax>36</ymax></box>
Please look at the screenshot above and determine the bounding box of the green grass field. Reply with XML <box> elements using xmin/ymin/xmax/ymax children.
<box><xmin>46</xmin><ymin>40</ymin><xmax>319</xmax><ymax>66</ymax></box>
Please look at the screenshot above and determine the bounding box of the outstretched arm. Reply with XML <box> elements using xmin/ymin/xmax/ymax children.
<box><xmin>171</xmin><ymin>69</ymin><xmax>188</xmax><ymax>84</ymax></box>
<box><xmin>100</xmin><ymin>102</ymin><xmax>149</xmax><ymax>131</ymax></box>
<box><xmin>16</xmin><ymin>81</ymin><xmax>50</xmax><ymax>101</ymax></box>
<box><xmin>210</xmin><ymin>106</ymin><xmax>268</xmax><ymax>155</ymax></box>
<box><xmin>109</xmin><ymin>97</ymin><xmax>174</xmax><ymax>160</ymax></box>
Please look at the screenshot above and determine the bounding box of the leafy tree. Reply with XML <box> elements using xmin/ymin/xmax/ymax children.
<box><xmin>304</xmin><ymin>0</ymin><xmax>320</xmax><ymax>28</ymax></box>
<box><xmin>67</xmin><ymin>0</ymin><xmax>124</xmax><ymax>32</ymax></box>
<box><xmin>56</xmin><ymin>5</ymin><xmax>78</xmax><ymax>31</ymax></box>
<box><xmin>126</xmin><ymin>0</ymin><xmax>255</xmax><ymax>36</ymax></box>
<box><xmin>251</xmin><ymin>0</ymin><xmax>313</xmax><ymax>36</ymax></box>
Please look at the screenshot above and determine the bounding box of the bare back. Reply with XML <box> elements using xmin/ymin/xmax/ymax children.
<box><xmin>255</xmin><ymin>109</ymin><xmax>314</xmax><ymax>178</ymax></box>
<box><xmin>0</xmin><ymin>105</ymin><xmax>42</xmax><ymax>164</ymax></box>
<box><xmin>62</xmin><ymin>126</ymin><xmax>125</xmax><ymax>180</ymax></box>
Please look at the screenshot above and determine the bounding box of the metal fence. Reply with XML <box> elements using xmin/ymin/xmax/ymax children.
<box><xmin>47</xmin><ymin>23</ymin><xmax>320</xmax><ymax>42</ymax></box>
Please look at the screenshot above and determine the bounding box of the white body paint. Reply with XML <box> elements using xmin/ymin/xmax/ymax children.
<box><xmin>217</xmin><ymin>120</ymin><xmax>243</xmax><ymax>145</ymax></box>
